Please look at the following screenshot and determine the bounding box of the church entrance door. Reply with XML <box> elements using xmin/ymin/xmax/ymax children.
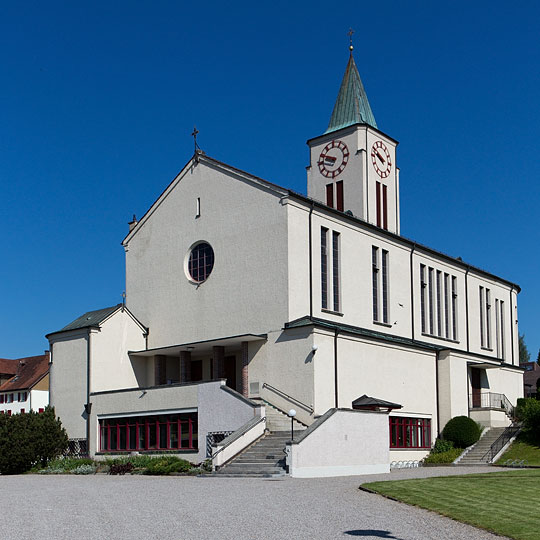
<box><xmin>471</xmin><ymin>368</ymin><xmax>482</xmax><ymax>408</ymax></box>
<box><xmin>224</xmin><ymin>356</ymin><xmax>237</xmax><ymax>391</ymax></box>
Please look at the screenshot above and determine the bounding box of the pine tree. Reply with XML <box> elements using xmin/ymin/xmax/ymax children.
<box><xmin>519</xmin><ymin>334</ymin><xmax>531</xmax><ymax>364</ymax></box>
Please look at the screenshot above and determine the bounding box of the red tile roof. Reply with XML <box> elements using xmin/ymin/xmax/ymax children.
<box><xmin>0</xmin><ymin>358</ymin><xmax>19</xmax><ymax>376</ymax></box>
<box><xmin>0</xmin><ymin>353</ymin><xmax>50</xmax><ymax>392</ymax></box>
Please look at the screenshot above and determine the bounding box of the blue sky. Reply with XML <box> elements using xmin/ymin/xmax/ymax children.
<box><xmin>1</xmin><ymin>1</ymin><xmax>539</xmax><ymax>359</ymax></box>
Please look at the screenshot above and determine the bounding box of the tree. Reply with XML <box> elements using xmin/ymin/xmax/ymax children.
<box><xmin>0</xmin><ymin>406</ymin><xmax>68</xmax><ymax>475</ymax></box>
<box><xmin>537</xmin><ymin>348</ymin><xmax>540</xmax><ymax>367</ymax></box>
<box><xmin>519</xmin><ymin>334</ymin><xmax>530</xmax><ymax>364</ymax></box>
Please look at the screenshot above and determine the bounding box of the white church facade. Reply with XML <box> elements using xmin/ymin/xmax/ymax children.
<box><xmin>47</xmin><ymin>51</ymin><xmax>523</xmax><ymax>476</ymax></box>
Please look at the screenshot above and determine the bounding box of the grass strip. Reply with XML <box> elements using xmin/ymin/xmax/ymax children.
<box><xmin>363</xmin><ymin>469</ymin><xmax>540</xmax><ymax>540</ymax></box>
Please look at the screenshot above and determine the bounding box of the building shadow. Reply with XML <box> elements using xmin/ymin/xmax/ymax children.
<box><xmin>344</xmin><ymin>530</ymin><xmax>402</xmax><ymax>539</ymax></box>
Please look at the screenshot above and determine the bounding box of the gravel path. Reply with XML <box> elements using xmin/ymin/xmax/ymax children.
<box><xmin>0</xmin><ymin>466</ymin><xmax>509</xmax><ymax>540</ymax></box>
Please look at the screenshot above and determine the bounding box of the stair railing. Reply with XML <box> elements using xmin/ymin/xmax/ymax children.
<box><xmin>211</xmin><ymin>416</ymin><xmax>266</xmax><ymax>470</ymax></box>
<box><xmin>481</xmin><ymin>422</ymin><xmax>521</xmax><ymax>463</ymax></box>
<box><xmin>262</xmin><ymin>383</ymin><xmax>314</xmax><ymax>414</ymax></box>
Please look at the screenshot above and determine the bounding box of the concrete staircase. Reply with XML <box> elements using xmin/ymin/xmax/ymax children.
<box><xmin>215</xmin><ymin>402</ymin><xmax>307</xmax><ymax>477</ymax></box>
<box><xmin>457</xmin><ymin>427</ymin><xmax>507</xmax><ymax>465</ymax></box>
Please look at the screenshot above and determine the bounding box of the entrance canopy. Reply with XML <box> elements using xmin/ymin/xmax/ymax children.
<box><xmin>352</xmin><ymin>394</ymin><xmax>402</xmax><ymax>412</ymax></box>
<box><xmin>129</xmin><ymin>333</ymin><xmax>267</xmax><ymax>357</ymax></box>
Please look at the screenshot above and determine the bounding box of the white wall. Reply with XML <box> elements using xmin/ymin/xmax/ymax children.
<box><xmin>287</xmin><ymin>409</ymin><xmax>389</xmax><ymax>477</ymax></box>
<box><xmin>91</xmin><ymin>309</ymin><xmax>147</xmax><ymax>392</ymax></box>
<box><xmin>49</xmin><ymin>330</ymin><xmax>89</xmax><ymax>439</ymax></box>
<box><xmin>30</xmin><ymin>389</ymin><xmax>49</xmax><ymax>412</ymax></box>
<box><xmin>124</xmin><ymin>158</ymin><xmax>289</xmax><ymax>350</ymax></box>
<box><xmin>91</xmin><ymin>380</ymin><xmax>262</xmax><ymax>462</ymax></box>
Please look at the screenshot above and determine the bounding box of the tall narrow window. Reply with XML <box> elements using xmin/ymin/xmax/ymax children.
<box><xmin>382</xmin><ymin>250</ymin><xmax>389</xmax><ymax>323</ymax></box>
<box><xmin>479</xmin><ymin>286</ymin><xmax>485</xmax><ymax>347</ymax></box>
<box><xmin>436</xmin><ymin>270</ymin><xmax>442</xmax><ymax>337</ymax></box>
<box><xmin>500</xmin><ymin>300</ymin><xmax>505</xmax><ymax>360</ymax></box>
<box><xmin>420</xmin><ymin>264</ymin><xmax>427</xmax><ymax>333</ymax></box>
<box><xmin>332</xmin><ymin>231</ymin><xmax>340</xmax><ymax>312</ymax></box>
<box><xmin>195</xmin><ymin>197</ymin><xmax>201</xmax><ymax>218</ymax></box>
<box><xmin>382</xmin><ymin>184</ymin><xmax>388</xmax><ymax>230</ymax></box>
<box><xmin>428</xmin><ymin>268</ymin><xmax>434</xmax><ymax>335</ymax></box>
<box><xmin>326</xmin><ymin>184</ymin><xmax>334</xmax><ymax>208</ymax></box>
<box><xmin>486</xmin><ymin>289</ymin><xmax>491</xmax><ymax>349</ymax></box>
<box><xmin>372</xmin><ymin>247</ymin><xmax>379</xmax><ymax>321</ymax></box>
<box><xmin>336</xmin><ymin>181</ymin><xmax>344</xmax><ymax>212</ymax></box>
<box><xmin>376</xmin><ymin>182</ymin><xmax>381</xmax><ymax>227</ymax></box>
<box><xmin>321</xmin><ymin>228</ymin><xmax>328</xmax><ymax>309</ymax></box>
<box><xmin>495</xmin><ymin>299</ymin><xmax>500</xmax><ymax>358</ymax></box>
<box><xmin>444</xmin><ymin>273</ymin><xmax>450</xmax><ymax>338</ymax></box>
<box><xmin>451</xmin><ymin>276</ymin><xmax>458</xmax><ymax>340</ymax></box>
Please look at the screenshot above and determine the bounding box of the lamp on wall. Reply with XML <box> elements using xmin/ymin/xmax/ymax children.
<box><xmin>311</xmin><ymin>345</ymin><xmax>318</xmax><ymax>354</ymax></box>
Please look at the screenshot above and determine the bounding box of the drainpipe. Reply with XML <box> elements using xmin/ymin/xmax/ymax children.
<box><xmin>334</xmin><ymin>329</ymin><xmax>339</xmax><ymax>408</ymax></box>
<box><xmin>409</xmin><ymin>244</ymin><xmax>416</xmax><ymax>341</ymax></box>
<box><xmin>308</xmin><ymin>201</ymin><xmax>314</xmax><ymax>321</ymax></box>
<box><xmin>86</xmin><ymin>329</ymin><xmax>92</xmax><ymax>454</ymax></box>
<box><xmin>509</xmin><ymin>286</ymin><xmax>515</xmax><ymax>365</ymax></box>
<box><xmin>465</xmin><ymin>266</ymin><xmax>470</xmax><ymax>352</ymax></box>
<box><xmin>435</xmin><ymin>349</ymin><xmax>441</xmax><ymax>436</ymax></box>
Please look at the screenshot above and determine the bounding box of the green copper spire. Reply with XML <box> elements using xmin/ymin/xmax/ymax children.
<box><xmin>325</xmin><ymin>52</ymin><xmax>377</xmax><ymax>133</ymax></box>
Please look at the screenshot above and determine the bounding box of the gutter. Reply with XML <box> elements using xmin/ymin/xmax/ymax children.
<box><xmin>510</xmin><ymin>286</ymin><xmax>515</xmax><ymax>365</ymax></box>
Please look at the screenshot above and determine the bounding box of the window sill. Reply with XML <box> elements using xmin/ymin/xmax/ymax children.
<box><xmin>421</xmin><ymin>333</ymin><xmax>460</xmax><ymax>344</ymax></box>
<box><xmin>390</xmin><ymin>447</ymin><xmax>431</xmax><ymax>451</ymax></box>
<box><xmin>321</xmin><ymin>308</ymin><xmax>344</xmax><ymax>317</ymax></box>
<box><xmin>373</xmin><ymin>320</ymin><xmax>392</xmax><ymax>328</ymax></box>
<box><xmin>481</xmin><ymin>346</ymin><xmax>494</xmax><ymax>352</ymax></box>
<box><xmin>96</xmin><ymin>449</ymin><xmax>198</xmax><ymax>455</ymax></box>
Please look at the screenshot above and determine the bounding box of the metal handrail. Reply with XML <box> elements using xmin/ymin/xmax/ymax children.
<box><xmin>481</xmin><ymin>422</ymin><xmax>521</xmax><ymax>463</ymax></box>
<box><xmin>262</xmin><ymin>383</ymin><xmax>314</xmax><ymax>414</ymax></box>
<box><xmin>468</xmin><ymin>392</ymin><xmax>515</xmax><ymax>419</ymax></box>
<box><xmin>210</xmin><ymin>416</ymin><xmax>266</xmax><ymax>460</ymax></box>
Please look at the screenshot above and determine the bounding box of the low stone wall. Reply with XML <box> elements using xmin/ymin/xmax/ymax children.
<box><xmin>286</xmin><ymin>408</ymin><xmax>389</xmax><ymax>478</ymax></box>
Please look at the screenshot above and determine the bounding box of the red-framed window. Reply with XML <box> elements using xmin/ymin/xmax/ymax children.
<box><xmin>99</xmin><ymin>413</ymin><xmax>198</xmax><ymax>453</ymax></box>
<box><xmin>38</xmin><ymin>408</ymin><xmax>44</xmax><ymax>413</ymax></box>
<box><xmin>389</xmin><ymin>417</ymin><xmax>431</xmax><ymax>449</ymax></box>
<box><xmin>326</xmin><ymin>183</ymin><xmax>334</xmax><ymax>208</ymax></box>
<box><xmin>0</xmin><ymin>395</ymin><xmax>3</xmax><ymax>404</ymax></box>
<box><xmin>18</xmin><ymin>392</ymin><xmax>27</xmax><ymax>402</ymax></box>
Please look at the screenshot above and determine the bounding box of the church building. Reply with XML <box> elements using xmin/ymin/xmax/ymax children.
<box><xmin>47</xmin><ymin>48</ymin><xmax>523</xmax><ymax>477</ymax></box>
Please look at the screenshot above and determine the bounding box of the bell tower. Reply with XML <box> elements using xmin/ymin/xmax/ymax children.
<box><xmin>306</xmin><ymin>45</ymin><xmax>400</xmax><ymax>234</ymax></box>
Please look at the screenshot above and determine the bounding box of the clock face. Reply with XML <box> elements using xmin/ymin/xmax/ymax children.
<box><xmin>318</xmin><ymin>140</ymin><xmax>349</xmax><ymax>178</ymax></box>
<box><xmin>371</xmin><ymin>141</ymin><xmax>392</xmax><ymax>178</ymax></box>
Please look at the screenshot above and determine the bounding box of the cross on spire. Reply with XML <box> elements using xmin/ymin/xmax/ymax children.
<box><xmin>348</xmin><ymin>28</ymin><xmax>354</xmax><ymax>52</ymax></box>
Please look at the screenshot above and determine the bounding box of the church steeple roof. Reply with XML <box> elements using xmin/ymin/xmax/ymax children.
<box><xmin>325</xmin><ymin>52</ymin><xmax>377</xmax><ymax>133</ymax></box>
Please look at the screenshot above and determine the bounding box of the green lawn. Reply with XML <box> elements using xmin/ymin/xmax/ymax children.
<box><xmin>363</xmin><ymin>470</ymin><xmax>540</xmax><ymax>540</ymax></box>
<box><xmin>497</xmin><ymin>433</ymin><xmax>540</xmax><ymax>466</ymax></box>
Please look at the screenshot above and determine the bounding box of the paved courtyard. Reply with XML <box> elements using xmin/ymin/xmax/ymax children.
<box><xmin>0</xmin><ymin>466</ymin><xmax>509</xmax><ymax>540</ymax></box>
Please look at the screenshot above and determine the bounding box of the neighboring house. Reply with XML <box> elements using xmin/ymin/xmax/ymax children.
<box><xmin>0</xmin><ymin>358</ymin><xmax>19</xmax><ymax>386</ymax></box>
<box><xmin>0</xmin><ymin>353</ymin><xmax>50</xmax><ymax>415</ymax></box>
<box><xmin>521</xmin><ymin>361</ymin><xmax>540</xmax><ymax>398</ymax></box>
<box><xmin>47</xmin><ymin>49</ymin><xmax>523</xmax><ymax>475</ymax></box>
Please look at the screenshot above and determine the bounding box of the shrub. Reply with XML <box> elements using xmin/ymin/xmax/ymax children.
<box><xmin>516</xmin><ymin>398</ymin><xmax>540</xmax><ymax>437</ymax></box>
<box><xmin>442</xmin><ymin>416</ymin><xmax>481</xmax><ymax>448</ymax></box>
<box><xmin>0</xmin><ymin>407</ymin><xmax>68</xmax><ymax>475</ymax></box>
<box><xmin>72</xmin><ymin>464</ymin><xmax>96</xmax><ymax>475</ymax></box>
<box><xmin>142</xmin><ymin>457</ymin><xmax>192</xmax><ymax>475</ymax></box>
<box><xmin>432</xmin><ymin>438</ymin><xmax>454</xmax><ymax>454</ymax></box>
<box><xmin>109</xmin><ymin>463</ymin><xmax>134</xmax><ymax>475</ymax></box>
<box><xmin>423</xmin><ymin>447</ymin><xmax>463</xmax><ymax>464</ymax></box>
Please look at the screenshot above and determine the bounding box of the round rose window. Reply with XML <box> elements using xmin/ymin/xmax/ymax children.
<box><xmin>188</xmin><ymin>242</ymin><xmax>214</xmax><ymax>283</ymax></box>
